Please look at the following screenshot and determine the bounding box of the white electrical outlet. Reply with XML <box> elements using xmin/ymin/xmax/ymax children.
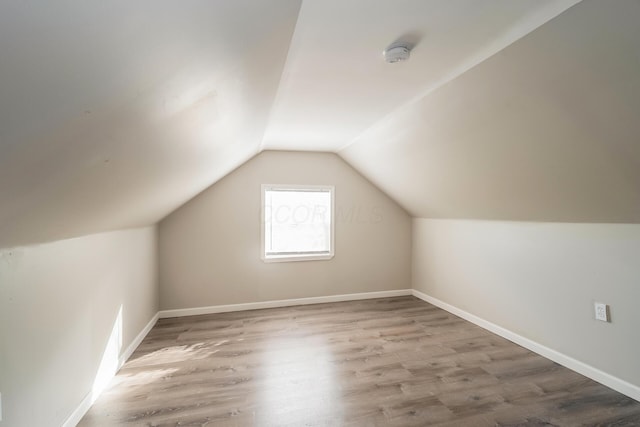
<box><xmin>594</xmin><ymin>302</ymin><xmax>610</xmax><ymax>322</ymax></box>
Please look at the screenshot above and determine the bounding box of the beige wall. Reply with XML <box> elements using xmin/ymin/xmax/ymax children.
<box><xmin>159</xmin><ymin>151</ymin><xmax>411</xmax><ymax>310</ymax></box>
<box><xmin>0</xmin><ymin>227</ymin><xmax>158</xmax><ymax>427</ymax></box>
<box><xmin>412</xmin><ymin>218</ymin><xmax>640</xmax><ymax>388</ymax></box>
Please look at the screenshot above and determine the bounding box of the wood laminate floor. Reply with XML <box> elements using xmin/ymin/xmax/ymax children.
<box><xmin>79</xmin><ymin>297</ymin><xmax>640</xmax><ymax>426</ymax></box>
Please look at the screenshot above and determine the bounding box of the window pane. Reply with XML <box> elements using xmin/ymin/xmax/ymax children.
<box><xmin>265</xmin><ymin>189</ymin><xmax>331</xmax><ymax>255</ymax></box>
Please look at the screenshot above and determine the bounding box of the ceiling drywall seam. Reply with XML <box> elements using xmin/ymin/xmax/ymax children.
<box><xmin>335</xmin><ymin>0</ymin><xmax>582</xmax><ymax>154</ymax></box>
<box><xmin>257</xmin><ymin>1</ymin><xmax>306</xmax><ymax>153</ymax></box>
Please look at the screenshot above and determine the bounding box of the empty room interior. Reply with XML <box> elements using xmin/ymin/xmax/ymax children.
<box><xmin>2</xmin><ymin>1</ymin><xmax>640</xmax><ymax>426</ymax></box>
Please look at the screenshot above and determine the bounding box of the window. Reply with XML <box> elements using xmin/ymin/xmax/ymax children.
<box><xmin>262</xmin><ymin>185</ymin><xmax>334</xmax><ymax>262</ymax></box>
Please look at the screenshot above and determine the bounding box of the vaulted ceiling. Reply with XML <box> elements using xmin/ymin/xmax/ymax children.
<box><xmin>1</xmin><ymin>0</ymin><xmax>639</xmax><ymax>249</ymax></box>
<box><xmin>342</xmin><ymin>0</ymin><xmax>640</xmax><ymax>222</ymax></box>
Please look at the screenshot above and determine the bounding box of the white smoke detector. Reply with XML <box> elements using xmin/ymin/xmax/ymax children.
<box><xmin>383</xmin><ymin>44</ymin><xmax>411</xmax><ymax>63</ymax></box>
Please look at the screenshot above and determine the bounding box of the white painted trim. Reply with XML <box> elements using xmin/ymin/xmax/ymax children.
<box><xmin>159</xmin><ymin>289</ymin><xmax>412</xmax><ymax>318</ymax></box>
<box><xmin>62</xmin><ymin>313</ymin><xmax>159</xmax><ymax>427</ymax></box>
<box><xmin>261</xmin><ymin>184</ymin><xmax>335</xmax><ymax>263</ymax></box>
<box><xmin>411</xmin><ymin>289</ymin><xmax>640</xmax><ymax>402</ymax></box>
<box><xmin>61</xmin><ymin>392</ymin><xmax>93</xmax><ymax>427</ymax></box>
<box><xmin>119</xmin><ymin>312</ymin><xmax>159</xmax><ymax>367</ymax></box>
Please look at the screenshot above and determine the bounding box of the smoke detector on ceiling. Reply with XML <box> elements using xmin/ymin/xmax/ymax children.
<box><xmin>383</xmin><ymin>44</ymin><xmax>411</xmax><ymax>64</ymax></box>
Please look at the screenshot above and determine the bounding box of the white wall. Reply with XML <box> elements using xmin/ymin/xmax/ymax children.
<box><xmin>159</xmin><ymin>151</ymin><xmax>411</xmax><ymax>310</ymax></box>
<box><xmin>412</xmin><ymin>218</ymin><xmax>640</xmax><ymax>389</ymax></box>
<box><xmin>0</xmin><ymin>227</ymin><xmax>158</xmax><ymax>427</ymax></box>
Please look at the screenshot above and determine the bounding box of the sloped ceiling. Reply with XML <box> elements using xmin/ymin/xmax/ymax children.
<box><xmin>2</xmin><ymin>0</ymin><xmax>638</xmax><ymax>249</ymax></box>
<box><xmin>0</xmin><ymin>0</ymin><xmax>302</xmax><ymax>248</ymax></box>
<box><xmin>341</xmin><ymin>0</ymin><xmax>640</xmax><ymax>222</ymax></box>
<box><xmin>263</xmin><ymin>0</ymin><xmax>579</xmax><ymax>151</ymax></box>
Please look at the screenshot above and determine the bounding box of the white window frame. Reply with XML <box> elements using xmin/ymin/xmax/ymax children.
<box><xmin>261</xmin><ymin>184</ymin><xmax>335</xmax><ymax>263</ymax></box>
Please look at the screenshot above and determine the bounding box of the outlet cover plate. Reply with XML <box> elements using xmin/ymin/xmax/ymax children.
<box><xmin>595</xmin><ymin>302</ymin><xmax>610</xmax><ymax>322</ymax></box>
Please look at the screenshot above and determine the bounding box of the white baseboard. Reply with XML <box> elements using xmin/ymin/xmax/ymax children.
<box><xmin>61</xmin><ymin>391</ymin><xmax>93</xmax><ymax>427</ymax></box>
<box><xmin>62</xmin><ymin>312</ymin><xmax>159</xmax><ymax>427</ymax></box>
<box><xmin>159</xmin><ymin>289</ymin><xmax>412</xmax><ymax>318</ymax></box>
<box><xmin>411</xmin><ymin>289</ymin><xmax>640</xmax><ymax>402</ymax></box>
<box><xmin>119</xmin><ymin>312</ymin><xmax>159</xmax><ymax>367</ymax></box>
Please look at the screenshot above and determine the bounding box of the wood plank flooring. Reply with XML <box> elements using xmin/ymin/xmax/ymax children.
<box><xmin>79</xmin><ymin>297</ymin><xmax>640</xmax><ymax>426</ymax></box>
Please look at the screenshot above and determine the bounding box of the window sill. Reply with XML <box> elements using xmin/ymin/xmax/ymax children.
<box><xmin>262</xmin><ymin>253</ymin><xmax>334</xmax><ymax>263</ymax></box>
